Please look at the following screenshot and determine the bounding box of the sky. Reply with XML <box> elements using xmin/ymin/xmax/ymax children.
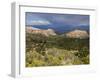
<box><xmin>25</xmin><ymin>12</ymin><xmax>89</xmax><ymax>33</ymax></box>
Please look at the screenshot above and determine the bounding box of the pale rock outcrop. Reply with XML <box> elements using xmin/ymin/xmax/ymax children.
<box><xmin>66</xmin><ymin>29</ymin><xmax>89</xmax><ymax>39</ymax></box>
<box><xmin>26</xmin><ymin>26</ymin><xmax>56</xmax><ymax>37</ymax></box>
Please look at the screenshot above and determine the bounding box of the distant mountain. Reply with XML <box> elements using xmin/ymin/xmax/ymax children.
<box><xmin>29</xmin><ymin>25</ymin><xmax>74</xmax><ymax>34</ymax></box>
<box><xmin>26</xmin><ymin>24</ymin><xmax>89</xmax><ymax>34</ymax></box>
<box><xmin>66</xmin><ymin>29</ymin><xmax>89</xmax><ymax>39</ymax></box>
<box><xmin>26</xmin><ymin>26</ymin><xmax>56</xmax><ymax>37</ymax></box>
<box><xmin>75</xmin><ymin>25</ymin><xmax>89</xmax><ymax>32</ymax></box>
<box><xmin>26</xmin><ymin>25</ymin><xmax>89</xmax><ymax>38</ymax></box>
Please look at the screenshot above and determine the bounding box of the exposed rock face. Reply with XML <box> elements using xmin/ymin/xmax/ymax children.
<box><xmin>66</xmin><ymin>29</ymin><xmax>89</xmax><ymax>39</ymax></box>
<box><xmin>26</xmin><ymin>26</ymin><xmax>56</xmax><ymax>37</ymax></box>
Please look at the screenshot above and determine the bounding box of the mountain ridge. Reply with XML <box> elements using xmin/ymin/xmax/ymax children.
<box><xmin>26</xmin><ymin>26</ymin><xmax>56</xmax><ymax>37</ymax></box>
<box><xmin>26</xmin><ymin>24</ymin><xmax>89</xmax><ymax>34</ymax></box>
<box><xmin>66</xmin><ymin>29</ymin><xmax>89</xmax><ymax>39</ymax></box>
<box><xmin>26</xmin><ymin>26</ymin><xmax>89</xmax><ymax>39</ymax></box>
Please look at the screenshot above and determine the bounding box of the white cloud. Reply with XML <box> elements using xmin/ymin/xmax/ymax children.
<box><xmin>30</xmin><ymin>20</ymin><xmax>51</xmax><ymax>25</ymax></box>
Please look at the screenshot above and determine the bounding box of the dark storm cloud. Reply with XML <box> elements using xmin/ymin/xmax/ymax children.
<box><xmin>26</xmin><ymin>12</ymin><xmax>89</xmax><ymax>27</ymax></box>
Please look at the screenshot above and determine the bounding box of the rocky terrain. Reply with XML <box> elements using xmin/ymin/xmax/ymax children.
<box><xmin>26</xmin><ymin>26</ymin><xmax>89</xmax><ymax>39</ymax></box>
<box><xmin>26</xmin><ymin>26</ymin><xmax>56</xmax><ymax>37</ymax></box>
<box><xmin>66</xmin><ymin>29</ymin><xmax>89</xmax><ymax>39</ymax></box>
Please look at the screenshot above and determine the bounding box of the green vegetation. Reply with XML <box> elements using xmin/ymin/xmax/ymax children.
<box><xmin>26</xmin><ymin>33</ymin><xmax>89</xmax><ymax>67</ymax></box>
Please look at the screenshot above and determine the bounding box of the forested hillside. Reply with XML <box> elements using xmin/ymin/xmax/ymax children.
<box><xmin>26</xmin><ymin>32</ymin><xmax>89</xmax><ymax>67</ymax></box>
